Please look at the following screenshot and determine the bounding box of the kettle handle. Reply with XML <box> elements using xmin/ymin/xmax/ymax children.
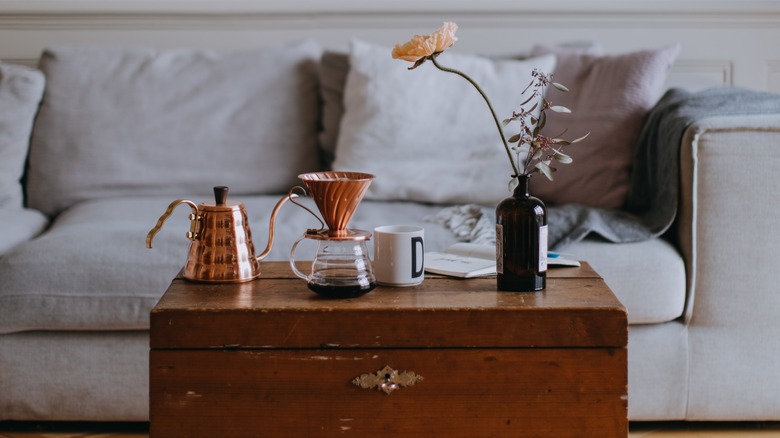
<box><xmin>146</xmin><ymin>200</ymin><xmax>199</xmax><ymax>249</ymax></box>
<box><xmin>288</xmin><ymin>234</ymin><xmax>310</xmax><ymax>281</ymax></box>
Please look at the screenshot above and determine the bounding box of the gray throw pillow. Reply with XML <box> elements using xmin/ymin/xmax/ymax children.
<box><xmin>331</xmin><ymin>40</ymin><xmax>556</xmax><ymax>205</ymax></box>
<box><xmin>0</xmin><ymin>64</ymin><xmax>45</xmax><ymax>208</ymax></box>
<box><xmin>26</xmin><ymin>40</ymin><xmax>323</xmax><ymax>217</ymax></box>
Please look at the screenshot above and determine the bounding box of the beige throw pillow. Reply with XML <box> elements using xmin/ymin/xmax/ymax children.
<box><xmin>529</xmin><ymin>44</ymin><xmax>681</xmax><ymax>209</ymax></box>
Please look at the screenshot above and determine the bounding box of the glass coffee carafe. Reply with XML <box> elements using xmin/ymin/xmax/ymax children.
<box><xmin>290</xmin><ymin>229</ymin><xmax>375</xmax><ymax>298</ymax></box>
<box><xmin>288</xmin><ymin>171</ymin><xmax>377</xmax><ymax>299</ymax></box>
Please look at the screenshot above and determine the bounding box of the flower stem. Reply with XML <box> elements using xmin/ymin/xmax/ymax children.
<box><xmin>429</xmin><ymin>56</ymin><xmax>520</xmax><ymax>176</ymax></box>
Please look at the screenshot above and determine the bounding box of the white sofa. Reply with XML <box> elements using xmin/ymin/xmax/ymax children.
<box><xmin>2</xmin><ymin>3</ymin><xmax>780</xmax><ymax>424</ymax></box>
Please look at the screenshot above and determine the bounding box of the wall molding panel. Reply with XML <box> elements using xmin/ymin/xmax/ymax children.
<box><xmin>2</xmin><ymin>0</ymin><xmax>780</xmax><ymax>15</ymax></box>
<box><xmin>767</xmin><ymin>61</ymin><xmax>780</xmax><ymax>93</ymax></box>
<box><xmin>0</xmin><ymin>0</ymin><xmax>777</xmax><ymax>92</ymax></box>
<box><xmin>669</xmin><ymin>60</ymin><xmax>733</xmax><ymax>91</ymax></box>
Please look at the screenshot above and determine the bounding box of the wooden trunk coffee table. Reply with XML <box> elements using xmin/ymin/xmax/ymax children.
<box><xmin>150</xmin><ymin>262</ymin><xmax>627</xmax><ymax>437</ymax></box>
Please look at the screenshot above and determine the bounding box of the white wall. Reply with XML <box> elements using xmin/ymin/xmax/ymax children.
<box><xmin>1</xmin><ymin>0</ymin><xmax>779</xmax><ymax>92</ymax></box>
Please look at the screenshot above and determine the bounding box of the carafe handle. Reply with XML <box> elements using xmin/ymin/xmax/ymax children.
<box><xmin>289</xmin><ymin>234</ymin><xmax>311</xmax><ymax>281</ymax></box>
<box><xmin>146</xmin><ymin>200</ymin><xmax>199</xmax><ymax>249</ymax></box>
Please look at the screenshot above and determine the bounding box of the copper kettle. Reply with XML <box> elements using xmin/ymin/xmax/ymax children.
<box><xmin>146</xmin><ymin>186</ymin><xmax>293</xmax><ymax>283</ymax></box>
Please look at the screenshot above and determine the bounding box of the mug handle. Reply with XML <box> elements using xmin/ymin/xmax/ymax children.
<box><xmin>411</xmin><ymin>236</ymin><xmax>424</xmax><ymax>279</ymax></box>
<box><xmin>289</xmin><ymin>234</ymin><xmax>311</xmax><ymax>281</ymax></box>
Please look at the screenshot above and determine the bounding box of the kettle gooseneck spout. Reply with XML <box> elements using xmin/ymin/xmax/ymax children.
<box><xmin>256</xmin><ymin>192</ymin><xmax>298</xmax><ymax>262</ymax></box>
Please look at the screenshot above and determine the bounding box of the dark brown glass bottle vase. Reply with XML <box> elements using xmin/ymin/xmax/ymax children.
<box><xmin>496</xmin><ymin>174</ymin><xmax>547</xmax><ymax>292</ymax></box>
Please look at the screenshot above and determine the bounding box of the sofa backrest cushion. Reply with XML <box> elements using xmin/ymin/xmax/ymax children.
<box><xmin>0</xmin><ymin>64</ymin><xmax>45</xmax><ymax>208</ymax></box>
<box><xmin>26</xmin><ymin>41</ymin><xmax>323</xmax><ymax>217</ymax></box>
<box><xmin>331</xmin><ymin>39</ymin><xmax>556</xmax><ymax>205</ymax></box>
<box><xmin>530</xmin><ymin>44</ymin><xmax>680</xmax><ymax>209</ymax></box>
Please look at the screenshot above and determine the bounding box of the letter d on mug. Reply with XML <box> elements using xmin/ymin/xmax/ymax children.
<box><xmin>373</xmin><ymin>225</ymin><xmax>424</xmax><ymax>287</ymax></box>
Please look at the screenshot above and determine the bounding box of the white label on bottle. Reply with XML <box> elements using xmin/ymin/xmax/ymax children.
<box><xmin>496</xmin><ymin>224</ymin><xmax>504</xmax><ymax>274</ymax></box>
<box><xmin>539</xmin><ymin>225</ymin><xmax>548</xmax><ymax>272</ymax></box>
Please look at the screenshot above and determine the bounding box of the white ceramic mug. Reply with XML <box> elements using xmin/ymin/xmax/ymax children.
<box><xmin>373</xmin><ymin>225</ymin><xmax>425</xmax><ymax>287</ymax></box>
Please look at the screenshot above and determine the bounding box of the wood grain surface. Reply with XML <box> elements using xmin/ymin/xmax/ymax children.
<box><xmin>152</xmin><ymin>263</ymin><xmax>626</xmax><ymax>349</ymax></box>
<box><xmin>151</xmin><ymin>348</ymin><xmax>627</xmax><ymax>437</ymax></box>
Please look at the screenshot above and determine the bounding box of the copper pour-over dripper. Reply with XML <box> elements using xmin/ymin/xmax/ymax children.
<box><xmin>296</xmin><ymin>171</ymin><xmax>374</xmax><ymax>238</ymax></box>
<box><xmin>289</xmin><ymin>171</ymin><xmax>377</xmax><ymax>298</ymax></box>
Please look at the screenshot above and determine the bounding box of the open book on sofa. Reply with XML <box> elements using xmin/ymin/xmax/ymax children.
<box><xmin>425</xmin><ymin>243</ymin><xmax>580</xmax><ymax>278</ymax></box>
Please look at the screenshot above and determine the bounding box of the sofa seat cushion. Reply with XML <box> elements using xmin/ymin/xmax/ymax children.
<box><xmin>0</xmin><ymin>196</ymin><xmax>464</xmax><ymax>334</ymax></box>
<box><xmin>0</xmin><ymin>208</ymin><xmax>49</xmax><ymax>256</ymax></box>
<box><xmin>0</xmin><ymin>196</ymin><xmax>685</xmax><ymax>333</ymax></box>
<box><xmin>563</xmin><ymin>237</ymin><xmax>686</xmax><ymax>324</ymax></box>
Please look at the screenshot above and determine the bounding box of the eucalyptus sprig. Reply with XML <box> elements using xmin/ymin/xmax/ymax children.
<box><xmin>502</xmin><ymin>69</ymin><xmax>590</xmax><ymax>190</ymax></box>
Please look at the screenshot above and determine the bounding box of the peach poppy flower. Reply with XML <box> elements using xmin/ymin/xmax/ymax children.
<box><xmin>428</xmin><ymin>22</ymin><xmax>458</xmax><ymax>54</ymax></box>
<box><xmin>391</xmin><ymin>22</ymin><xmax>458</xmax><ymax>63</ymax></box>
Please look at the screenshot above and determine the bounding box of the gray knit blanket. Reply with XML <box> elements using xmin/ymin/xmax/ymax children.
<box><xmin>429</xmin><ymin>87</ymin><xmax>780</xmax><ymax>250</ymax></box>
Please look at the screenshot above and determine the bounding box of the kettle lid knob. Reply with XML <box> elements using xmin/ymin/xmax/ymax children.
<box><xmin>214</xmin><ymin>186</ymin><xmax>229</xmax><ymax>206</ymax></box>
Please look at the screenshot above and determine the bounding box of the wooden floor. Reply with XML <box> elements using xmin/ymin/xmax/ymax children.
<box><xmin>631</xmin><ymin>422</ymin><xmax>780</xmax><ymax>436</ymax></box>
<box><xmin>1</xmin><ymin>422</ymin><xmax>780</xmax><ymax>437</ymax></box>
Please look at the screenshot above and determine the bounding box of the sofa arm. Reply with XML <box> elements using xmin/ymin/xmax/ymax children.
<box><xmin>677</xmin><ymin>113</ymin><xmax>780</xmax><ymax>419</ymax></box>
<box><xmin>678</xmin><ymin>114</ymin><xmax>780</xmax><ymax>322</ymax></box>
